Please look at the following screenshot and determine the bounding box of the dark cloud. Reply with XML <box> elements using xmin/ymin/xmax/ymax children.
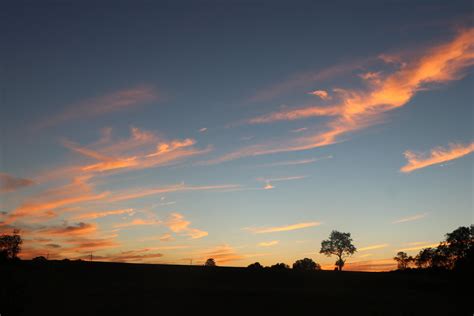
<box><xmin>0</xmin><ymin>173</ymin><xmax>35</xmax><ymax>192</ymax></box>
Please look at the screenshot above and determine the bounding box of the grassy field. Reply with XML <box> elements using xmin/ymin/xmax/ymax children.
<box><xmin>1</xmin><ymin>261</ymin><xmax>471</xmax><ymax>315</ymax></box>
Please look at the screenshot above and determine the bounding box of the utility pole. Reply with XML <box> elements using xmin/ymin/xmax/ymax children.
<box><xmin>90</xmin><ymin>252</ymin><xmax>93</xmax><ymax>262</ymax></box>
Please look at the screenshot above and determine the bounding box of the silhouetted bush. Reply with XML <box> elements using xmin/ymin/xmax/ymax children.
<box><xmin>204</xmin><ymin>258</ymin><xmax>216</xmax><ymax>267</ymax></box>
<box><xmin>247</xmin><ymin>262</ymin><xmax>264</xmax><ymax>270</ymax></box>
<box><xmin>32</xmin><ymin>256</ymin><xmax>48</xmax><ymax>263</ymax></box>
<box><xmin>292</xmin><ymin>258</ymin><xmax>321</xmax><ymax>271</ymax></box>
<box><xmin>269</xmin><ymin>263</ymin><xmax>290</xmax><ymax>271</ymax></box>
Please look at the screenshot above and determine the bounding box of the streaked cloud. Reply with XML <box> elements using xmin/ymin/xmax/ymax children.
<box><xmin>114</xmin><ymin>218</ymin><xmax>161</xmax><ymax>229</ymax></box>
<box><xmin>37</xmin><ymin>222</ymin><xmax>97</xmax><ymax>236</ymax></box>
<box><xmin>392</xmin><ymin>213</ymin><xmax>428</xmax><ymax>224</ymax></box>
<box><xmin>290</xmin><ymin>127</ymin><xmax>308</xmax><ymax>133</ymax></box>
<box><xmin>258</xmin><ymin>240</ymin><xmax>279</xmax><ymax>247</ymax></box>
<box><xmin>0</xmin><ymin>173</ymin><xmax>35</xmax><ymax>193</ymax></box>
<box><xmin>258</xmin><ymin>156</ymin><xmax>332</xmax><ymax>168</ymax></box>
<box><xmin>72</xmin><ymin>208</ymin><xmax>135</xmax><ymax>220</ymax></box>
<box><xmin>197</xmin><ymin>244</ymin><xmax>244</xmax><ymax>264</ymax></box>
<box><xmin>396</xmin><ymin>243</ymin><xmax>440</xmax><ymax>252</ymax></box>
<box><xmin>339</xmin><ymin>258</ymin><xmax>397</xmax><ymax>272</ymax></box>
<box><xmin>400</xmin><ymin>142</ymin><xmax>474</xmax><ymax>173</ymax></box>
<box><xmin>36</xmin><ymin>86</ymin><xmax>158</xmax><ymax>129</ymax></box>
<box><xmin>358</xmin><ymin>243</ymin><xmax>389</xmax><ymax>252</ymax></box>
<box><xmin>244</xmin><ymin>221</ymin><xmax>321</xmax><ymax>234</ymax></box>
<box><xmin>199</xmin><ymin>127</ymin><xmax>208</xmax><ymax>133</ymax></box>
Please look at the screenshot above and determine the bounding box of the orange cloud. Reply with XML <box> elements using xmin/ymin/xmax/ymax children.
<box><xmin>209</xmin><ymin>28</ymin><xmax>474</xmax><ymax>164</ymax></box>
<box><xmin>35</xmin><ymin>86</ymin><xmax>158</xmax><ymax>129</ymax></box>
<box><xmin>245</xmin><ymin>221</ymin><xmax>321</xmax><ymax>234</ymax></box>
<box><xmin>6</xmin><ymin>176</ymin><xmax>109</xmax><ymax>223</ymax></box>
<box><xmin>0</xmin><ymin>173</ymin><xmax>35</xmax><ymax>193</ymax></box>
<box><xmin>62</xmin><ymin>128</ymin><xmax>208</xmax><ymax>174</ymax></box>
<box><xmin>358</xmin><ymin>244</ymin><xmax>389</xmax><ymax>251</ymax></box>
<box><xmin>341</xmin><ymin>258</ymin><xmax>397</xmax><ymax>272</ymax></box>
<box><xmin>197</xmin><ymin>244</ymin><xmax>244</xmax><ymax>264</ymax></box>
<box><xmin>165</xmin><ymin>213</ymin><xmax>208</xmax><ymax>239</ymax></box>
<box><xmin>37</xmin><ymin>222</ymin><xmax>97</xmax><ymax>237</ymax></box>
<box><xmin>392</xmin><ymin>213</ymin><xmax>428</xmax><ymax>224</ymax></box>
<box><xmin>72</xmin><ymin>208</ymin><xmax>135</xmax><ymax>220</ymax></box>
<box><xmin>114</xmin><ymin>218</ymin><xmax>161</xmax><ymax>228</ymax></box>
<box><xmin>258</xmin><ymin>240</ymin><xmax>279</xmax><ymax>247</ymax></box>
<box><xmin>396</xmin><ymin>243</ymin><xmax>440</xmax><ymax>253</ymax></box>
<box><xmin>400</xmin><ymin>142</ymin><xmax>474</xmax><ymax>173</ymax></box>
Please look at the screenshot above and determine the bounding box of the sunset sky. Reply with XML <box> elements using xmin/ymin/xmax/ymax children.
<box><xmin>1</xmin><ymin>1</ymin><xmax>473</xmax><ymax>271</ymax></box>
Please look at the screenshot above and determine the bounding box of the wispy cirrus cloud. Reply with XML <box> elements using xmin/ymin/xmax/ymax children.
<box><xmin>114</xmin><ymin>218</ymin><xmax>161</xmax><ymax>229</ymax></box>
<box><xmin>400</xmin><ymin>142</ymin><xmax>474</xmax><ymax>173</ymax></box>
<box><xmin>35</xmin><ymin>86</ymin><xmax>158</xmax><ymax>129</ymax></box>
<box><xmin>257</xmin><ymin>175</ymin><xmax>307</xmax><ymax>190</ymax></box>
<box><xmin>258</xmin><ymin>156</ymin><xmax>332</xmax><ymax>168</ymax></box>
<box><xmin>244</xmin><ymin>221</ymin><xmax>321</xmax><ymax>234</ymax></box>
<box><xmin>392</xmin><ymin>213</ymin><xmax>428</xmax><ymax>224</ymax></box>
<box><xmin>0</xmin><ymin>173</ymin><xmax>35</xmax><ymax>193</ymax></box>
<box><xmin>396</xmin><ymin>243</ymin><xmax>440</xmax><ymax>252</ymax></box>
<box><xmin>107</xmin><ymin>183</ymin><xmax>240</xmax><ymax>202</ymax></box>
<box><xmin>248</xmin><ymin>60</ymin><xmax>365</xmax><ymax>102</ymax></box>
<box><xmin>207</xmin><ymin>28</ymin><xmax>474</xmax><ymax>164</ymax></box>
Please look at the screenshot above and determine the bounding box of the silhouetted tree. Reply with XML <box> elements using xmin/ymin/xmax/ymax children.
<box><xmin>320</xmin><ymin>230</ymin><xmax>356</xmax><ymax>271</ymax></box>
<box><xmin>0</xmin><ymin>229</ymin><xmax>22</xmax><ymax>262</ymax></box>
<box><xmin>446</xmin><ymin>225</ymin><xmax>473</xmax><ymax>259</ymax></box>
<box><xmin>415</xmin><ymin>247</ymin><xmax>434</xmax><ymax>269</ymax></box>
<box><xmin>292</xmin><ymin>258</ymin><xmax>321</xmax><ymax>271</ymax></box>
<box><xmin>204</xmin><ymin>258</ymin><xmax>216</xmax><ymax>267</ymax></box>
<box><xmin>247</xmin><ymin>262</ymin><xmax>264</xmax><ymax>270</ymax></box>
<box><xmin>410</xmin><ymin>226</ymin><xmax>473</xmax><ymax>271</ymax></box>
<box><xmin>393</xmin><ymin>251</ymin><xmax>412</xmax><ymax>270</ymax></box>
<box><xmin>269</xmin><ymin>263</ymin><xmax>290</xmax><ymax>271</ymax></box>
<box><xmin>431</xmin><ymin>243</ymin><xmax>454</xmax><ymax>269</ymax></box>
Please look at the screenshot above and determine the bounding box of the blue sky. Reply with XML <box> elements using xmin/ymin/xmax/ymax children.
<box><xmin>0</xmin><ymin>0</ymin><xmax>473</xmax><ymax>270</ymax></box>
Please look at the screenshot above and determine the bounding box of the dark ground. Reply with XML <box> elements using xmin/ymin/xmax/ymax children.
<box><xmin>1</xmin><ymin>261</ymin><xmax>471</xmax><ymax>315</ymax></box>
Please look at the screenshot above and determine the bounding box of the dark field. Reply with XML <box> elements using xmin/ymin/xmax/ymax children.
<box><xmin>1</xmin><ymin>261</ymin><xmax>471</xmax><ymax>315</ymax></box>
